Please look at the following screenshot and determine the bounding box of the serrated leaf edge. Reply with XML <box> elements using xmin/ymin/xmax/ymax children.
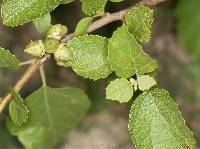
<box><xmin>128</xmin><ymin>88</ymin><xmax>196</xmax><ymax>148</ymax></box>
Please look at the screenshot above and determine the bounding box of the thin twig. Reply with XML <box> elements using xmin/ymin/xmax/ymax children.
<box><xmin>19</xmin><ymin>59</ymin><xmax>35</xmax><ymax>66</ymax></box>
<box><xmin>61</xmin><ymin>9</ymin><xmax>128</xmax><ymax>43</ymax></box>
<box><xmin>61</xmin><ymin>0</ymin><xmax>166</xmax><ymax>43</ymax></box>
<box><xmin>0</xmin><ymin>0</ymin><xmax>166</xmax><ymax>114</ymax></box>
<box><xmin>137</xmin><ymin>0</ymin><xmax>167</xmax><ymax>6</ymax></box>
<box><xmin>0</xmin><ymin>59</ymin><xmax>39</xmax><ymax>113</ymax></box>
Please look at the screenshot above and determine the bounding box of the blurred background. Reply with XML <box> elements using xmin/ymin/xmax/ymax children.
<box><xmin>0</xmin><ymin>0</ymin><xmax>200</xmax><ymax>148</ymax></box>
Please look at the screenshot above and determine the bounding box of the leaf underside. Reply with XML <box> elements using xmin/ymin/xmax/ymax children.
<box><xmin>33</xmin><ymin>14</ymin><xmax>52</xmax><ymax>35</ymax></box>
<box><xmin>7</xmin><ymin>87</ymin><xmax>91</xmax><ymax>148</ymax></box>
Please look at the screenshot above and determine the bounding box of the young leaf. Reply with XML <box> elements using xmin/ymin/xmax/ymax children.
<box><xmin>137</xmin><ymin>75</ymin><xmax>156</xmax><ymax>91</ymax></box>
<box><xmin>9</xmin><ymin>89</ymin><xmax>29</xmax><ymax>126</ymax></box>
<box><xmin>81</xmin><ymin>0</ymin><xmax>107</xmax><ymax>15</ymax></box>
<box><xmin>66</xmin><ymin>35</ymin><xmax>112</xmax><ymax>80</ymax></box>
<box><xmin>0</xmin><ymin>47</ymin><xmax>19</xmax><ymax>68</ymax></box>
<box><xmin>33</xmin><ymin>14</ymin><xmax>52</xmax><ymax>36</ymax></box>
<box><xmin>106</xmin><ymin>78</ymin><xmax>133</xmax><ymax>103</ymax></box>
<box><xmin>125</xmin><ymin>6</ymin><xmax>154</xmax><ymax>43</ymax></box>
<box><xmin>176</xmin><ymin>0</ymin><xmax>200</xmax><ymax>62</ymax></box>
<box><xmin>75</xmin><ymin>17</ymin><xmax>93</xmax><ymax>36</ymax></box>
<box><xmin>108</xmin><ymin>25</ymin><xmax>157</xmax><ymax>78</ymax></box>
<box><xmin>129</xmin><ymin>89</ymin><xmax>196</xmax><ymax>149</ymax></box>
<box><xmin>7</xmin><ymin>87</ymin><xmax>91</xmax><ymax>148</ymax></box>
<box><xmin>1</xmin><ymin>0</ymin><xmax>63</xmax><ymax>26</ymax></box>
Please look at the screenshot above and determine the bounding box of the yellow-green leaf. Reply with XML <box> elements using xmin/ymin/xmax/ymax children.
<box><xmin>106</xmin><ymin>78</ymin><xmax>133</xmax><ymax>103</ymax></box>
<box><xmin>137</xmin><ymin>75</ymin><xmax>156</xmax><ymax>91</ymax></box>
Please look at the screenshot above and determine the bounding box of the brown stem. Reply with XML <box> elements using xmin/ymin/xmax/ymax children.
<box><xmin>137</xmin><ymin>0</ymin><xmax>167</xmax><ymax>6</ymax></box>
<box><xmin>0</xmin><ymin>59</ymin><xmax>38</xmax><ymax>113</ymax></box>
<box><xmin>61</xmin><ymin>0</ymin><xmax>167</xmax><ymax>43</ymax></box>
<box><xmin>0</xmin><ymin>0</ymin><xmax>166</xmax><ymax>114</ymax></box>
<box><xmin>0</xmin><ymin>55</ymin><xmax>50</xmax><ymax>114</ymax></box>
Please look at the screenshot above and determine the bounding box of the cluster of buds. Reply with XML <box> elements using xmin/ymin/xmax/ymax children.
<box><xmin>24</xmin><ymin>24</ymin><xmax>73</xmax><ymax>66</ymax></box>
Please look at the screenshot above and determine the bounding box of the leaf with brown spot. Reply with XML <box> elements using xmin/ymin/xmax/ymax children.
<box><xmin>108</xmin><ymin>25</ymin><xmax>157</xmax><ymax>78</ymax></box>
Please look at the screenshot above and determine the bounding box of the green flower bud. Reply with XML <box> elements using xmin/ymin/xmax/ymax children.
<box><xmin>24</xmin><ymin>40</ymin><xmax>45</xmax><ymax>57</ymax></box>
<box><xmin>54</xmin><ymin>44</ymin><xmax>73</xmax><ymax>61</ymax></box>
<box><xmin>47</xmin><ymin>24</ymin><xmax>68</xmax><ymax>40</ymax></box>
<box><xmin>43</xmin><ymin>38</ymin><xmax>59</xmax><ymax>53</ymax></box>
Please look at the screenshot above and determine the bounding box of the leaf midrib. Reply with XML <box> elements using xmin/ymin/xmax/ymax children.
<box><xmin>42</xmin><ymin>87</ymin><xmax>55</xmax><ymax>140</ymax></box>
<box><xmin>148</xmin><ymin>91</ymin><xmax>182</xmax><ymax>148</ymax></box>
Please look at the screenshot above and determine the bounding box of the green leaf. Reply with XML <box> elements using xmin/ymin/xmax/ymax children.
<box><xmin>176</xmin><ymin>0</ymin><xmax>200</xmax><ymax>62</ymax></box>
<box><xmin>33</xmin><ymin>14</ymin><xmax>52</xmax><ymax>36</ymax></box>
<box><xmin>1</xmin><ymin>0</ymin><xmax>63</xmax><ymax>26</ymax></box>
<box><xmin>129</xmin><ymin>88</ymin><xmax>196</xmax><ymax>149</ymax></box>
<box><xmin>108</xmin><ymin>25</ymin><xmax>157</xmax><ymax>78</ymax></box>
<box><xmin>137</xmin><ymin>75</ymin><xmax>156</xmax><ymax>91</ymax></box>
<box><xmin>125</xmin><ymin>6</ymin><xmax>153</xmax><ymax>43</ymax></box>
<box><xmin>106</xmin><ymin>78</ymin><xmax>133</xmax><ymax>103</ymax></box>
<box><xmin>9</xmin><ymin>89</ymin><xmax>29</xmax><ymax>126</ymax></box>
<box><xmin>81</xmin><ymin>0</ymin><xmax>107</xmax><ymax>15</ymax></box>
<box><xmin>0</xmin><ymin>47</ymin><xmax>19</xmax><ymax>68</ymax></box>
<box><xmin>75</xmin><ymin>17</ymin><xmax>93</xmax><ymax>36</ymax></box>
<box><xmin>67</xmin><ymin>35</ymin><xmax>112</xmax><ymax>80</ymax></box>
<box><xmin>7</xmin><ymin>87</ymin><xmax>91</xmax><ymax>148</ymax></box>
